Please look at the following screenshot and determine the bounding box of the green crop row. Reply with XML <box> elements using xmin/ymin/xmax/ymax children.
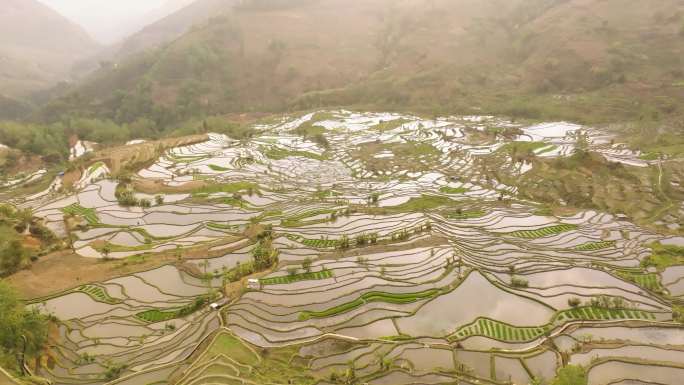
<box><xmin>555</xmin><ymin>306</ymin><xmax>656</xmax><ymax>322</ymax></box>
<box><xmin>299</xmin><ymin>288</ymin><xmax>441</xmax><ymax>320</ymax></box>
<box><xmin>575</xmin><ymin>241</ymin><xmax>616</xmax><ymax>251</ymax></box>
<box><xmin>208</xmin><ymin>164</ymin><xmax>230</xmax><ymax>171</ymax></box>
<box><xmin>450</xmin><ymin>307</ymin><xmax>657</xmax><ymax>343</ymax></box>
<box><xmin>260</xmin><ymin>269</ymin><xmax>333</xmax><ymax>286</ymax></box>
<box><xmin>617</xmin><ymin>271</ymin><xmax>662</xmax><ymax>292</ymax></box>
<box><xmin>300</xmin><ymin>238</ymin><xmax>340</xmax><ymax>249</ymax></box>
<box><xmin>61</xmin><ymin>203</ymin><xmax>99</xmax><ymax>224</ymax></box>
<box><xmin>452</xmin><ymin>318</ymin><xmax>549</xmax><ymax>342</ymax></box>
<box><xmin>508</xmin><ymin>224</ymin><xmax>578</xmax><ymax>239</ymax></box>
<box><xmin>77</xmin><ymin>285</ymin><xmax>120</xmax><ymax>304</ymax></box>
<box><xmin>136</xmin><ymin>296</ymin><xmax>211</xmax><ymax>323</ymax></box>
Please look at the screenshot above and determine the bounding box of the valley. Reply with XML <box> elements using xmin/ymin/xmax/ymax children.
<box><xmin>2</xmin><ymin>111</ymin><xmax>683</xmax><ymax>385</ymax></box>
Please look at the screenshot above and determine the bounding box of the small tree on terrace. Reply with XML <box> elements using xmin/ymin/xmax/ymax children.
<box><xmin>302</xmin><ymin>257</ymin><xmax>312</xmax><ymax>273</ymax></box>
<box><xmin>101</xmin><ymin>244</ymin><xmax>111</xmax><ymax>261</ymax></box>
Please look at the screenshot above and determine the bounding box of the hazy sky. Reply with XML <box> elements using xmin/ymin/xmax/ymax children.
<box><xmin>37</xmin><ymin>0</ymin><xmax>169</xmax><ymax>44</ymax></box>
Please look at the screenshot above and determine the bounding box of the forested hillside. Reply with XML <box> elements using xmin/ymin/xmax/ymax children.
<box><xmin>37</xmin><ymin>0</ymin><xmax>684</xmax><ymax>127</ymax></box>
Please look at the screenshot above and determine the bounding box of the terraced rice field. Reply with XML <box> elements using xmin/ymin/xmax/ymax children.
<box><xmin>9</xmin><ymin>111</ymin><xmax>682</xmax><ymax>385</ymax></box>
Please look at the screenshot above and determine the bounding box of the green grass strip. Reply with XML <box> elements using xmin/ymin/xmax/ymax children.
<box><xmin>264</xmin><ymin>147</ymin><xmax>327</xmax><ymax>161</ymax></box>
<box><xmin>192</xmin><ymin>182</ymin><xmax>258</xmax><ymax>197</ymax></box>
<box><xmin>77</xmin><ymin>285</ymin><xmax>120</xmax><ymax>304</ymax></box>
<box><xmin>208</xmin><ymin>164</ymin><xmax>230</xmax><ymax>171</ymax></box>
<box><xmin>439</xmin><ymin>186</ymin><xmax>468</xmax><ymax>194</ymax></box>
<box><xmin>575</xmin><ymin>240</ymin><xmax>616</xmax><ymax>251</ymax></box>
<box><xmin>508</xmin><ymin>224</ymin><xmax>578</xmax><ymax>239</ymax></box>
<box><xmin>299</xmin><ymin>288</ymin><xmax>441</xmax><ymax>320</ymax></box>
<box><xmin>260</xmin><ymin>269</ymin><xmax>333</xmax><ymax>285</ymax></box>
<box><xmin>446</xmin><ymin>210</ymin><xmax>486</xmax><ymax>219</ymax></box>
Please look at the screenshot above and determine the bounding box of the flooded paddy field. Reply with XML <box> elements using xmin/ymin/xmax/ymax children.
<box><xmin>8</xmin><ymin>111</ymin><xmax>684</xmax><ymax>385</ymax></box>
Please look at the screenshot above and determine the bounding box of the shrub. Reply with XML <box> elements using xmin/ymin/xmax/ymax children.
<box><xmin>302</xmin><ymin>257</ymin><xmax>312</xmax><ymax>272</ymax></box>
<box><xmin>511</xmin><ymin>276</ymin><xmax>529</xmax><ymax>288</ymax></box>
<box><xmin>568</xmin><ymin>297</ymin><xmax>581</xmax><ymax>308</ymax></box>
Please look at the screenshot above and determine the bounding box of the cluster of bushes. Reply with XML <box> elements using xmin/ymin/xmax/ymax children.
<box><xmin>114</xmin><ymin>181</ymin><xmax>160</xmax><ymax>208</ymax></box>
<box><xmin>510</xmin><ymin>276</ymin><xmax>529</xmax><ymax>288</ymax></box>
<box><xmin>0</xmin><ymin>281</ymin><xmax>49</xmax><ymax>372</ymax></box>
<box><xmin>223</xmin><ymin>235</ymin><xmax>279</xmax><ymax>283</ymax></box>
<box><xmin>0</xmin><ymin>115</ymin><xmax>255</xmax><ymax>161</ymax></box>
<box><xmin>116</xmin><ymin>189</ymin><xmax>152</xmax><ymax>208</ymax></box>
<box><xmin>355</xmin><ymin>233</ymin><xmax>378</xmax><ymax>246</ymax></box>
<box><xmin>0</xmin><ymin>204</ymin><xmax>57</xmax><ymax>276</ymax></box>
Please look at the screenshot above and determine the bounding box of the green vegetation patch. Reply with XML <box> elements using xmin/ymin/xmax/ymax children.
<box><xmin>450</xmin><ymin>306</ymin><xmax>657</xmax><ymax>343</ymax></box>
<box><xmin>264</xmin><ymin>147</ymin><xmax>327</xmax><ymax>161</ymax></box>
<box><xmin>135</xmin><ymin>296</ymin><xmax>212</xmax><ymax>323</ymax></box>
<box><xmin>61</xmin><ymin>203</ymin><xmax>99</xmax><ymax>224</ymax></box>
<box><xmin>499</xmin><ymin>141</ymin><xmax>549</xmax><ymax>154</ymax></box>
<box><xmin>206</xmin><ymin>222</ymin><xmax>236</xmax><ymax>231</ymax></box>
<box><xmin>208</xmin><ymin>164</ymin><xmax>230</xmax><ymax>171</ymax></box>
<box><xmin>370</xmin><ymin>119</ymin><xmax>409</xmax><ymax>132</ymax></box>
<box><xmin>88</xmin><ymin>161</ymin><xmax>106</xmax><ymax>174</ymax></box>
<box><xmin>574</xmin><ymin>240</ymin><xmax>616</xmax><ymax>251</ymax></box>
<box><xmin>617</xmin><ymin>271</ymin><xmax>662</xmax><ymax>292</ymax></box>
<box><xmin>76</xmin><ymin>285</ymin><xmax>120</xmax><ymax>304</ymax></box>
<box><xmin>286</xmin><ymin>234</ymin><xmax>339</xmax><ymax>249</ymax></box>
<box><xmin>439</xmin><ymin>186</ymin><xmax>468</xmax><ymax>194</ymax></box>
<box><xmin>550</xmin><ymin>365</ymin><xmax>587</xmax><ymax>385</ymax></box>
<box><xmin>508</xmin><ymin>224</ymin><xmax>578</xmax><ymax>239</ymax></box>
<box><xmin>260</xmin><ymin>269</ymin><xmax>333</xmax><ymax>286</ymax></box>
<box><xmin>281</xmin><ymin>209</ymin><xmax>336</xmax><ymax>227</ymax></box>
<box><xmin>392</xmin><ymin>194</ymin><xmax>458</xmax><ymax>212</ymax></box>
<box><xmin>641</xmin><ymin>242</ymin><xmax>684</xmax><ymax>270</ymax></box>
<box><xmin>299</xmin><ymin>288</ymin><xmax>442</xmax><ymax>320</ymax></box>
<box><xmin>445</xmin><ymin>209</ymin><xmax>486</xmax><ymax>219</ymax></box>
<box><xmin>192</xmin><ymin>181</ymin><xmax>258</xmax><ymax>197</ymax></box>
<box><xmin>194</xmin><ymin>331</ymin><xmax>315</xmax><ymax>384</ymax></box>
<box><xmin>394</xmin><ymin>142</ymin><xmax>440</xmax><ymax>157</ymax></box>
<box><xmin>208</xmin><ymin>333</ymin><xmax>260</xmax><ymax>366</ymax></box>
<box><xmin>451</xmin><ymin>318</ymin><xmax>549</xmax><ymax>342</ymax></box>
<box><xmin>555</xmin><ymin>306</ymin><xmax>656</xmax><ymax>323</ymax></box>
<box><xmin>166</xmin><ymin>153</ymin><xmax>209</xmax><ymax>163</ymax></box>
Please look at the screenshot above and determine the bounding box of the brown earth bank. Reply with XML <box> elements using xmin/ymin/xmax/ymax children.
<box><xmin>90</xmin><ymin>133</ymin><xmax>209</xmax><ymax>174</ymax></box>
<box><xmin>6</xmin><ymin>236</ymin><xmax>249</xmax><ymax>300</ymax></box>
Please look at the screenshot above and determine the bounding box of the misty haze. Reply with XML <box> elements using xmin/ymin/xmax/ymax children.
<box><xmin>0</xmin><ymin>1</ymin><xmax>683</xmax><ymax>385</ymax></box>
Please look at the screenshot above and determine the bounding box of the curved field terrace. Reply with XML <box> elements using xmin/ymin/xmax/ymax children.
<box><xmin>5</xmin><ymin>111</ymin><xmax>683</xmax><ymax>385</ymax></box>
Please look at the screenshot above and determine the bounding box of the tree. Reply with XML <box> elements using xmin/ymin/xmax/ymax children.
<box><xmin>0</xmin><ymin>239</ymin><xmax>24</xmax><ymax>276</ymax></box>
<box><xmin>155</xmin><ymin>195</ymin><xmax>164</xmax><ymax>205</ymax></box>
<box><xmin>101</xmin><ymin>244</ymin><xmax>112</xmax><ymax>260</ymax></box>
<box><xmin>302</xmin><ymin>257</ymin><xmax>312</xmax><ymax>273</ymax></box>
<box><xmin>573</xmin><ymin>131</ymin><xmax>590</xmax><ymax>159</ymax></box>
<box><xmin>0</xmin><ymin>281</ymin><xmax>48</xmax><ymax>369</ymax></box>
<box><xmin>550</xmin><ymin>365</ymin><xmax>587</xmax><ymax>385</ymax></box>
<box><xmin>568</xmin><ymin>297</ymin><xmax>581</xmax><ymax>308</ymax></box>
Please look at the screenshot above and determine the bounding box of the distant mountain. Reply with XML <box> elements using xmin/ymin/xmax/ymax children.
<box><xmin>0</xmin><ymin>0</ymin><xmax>98</xmax><ymax>116</ymax></box>
<box><xmin>39</xmin><ymin>0</ymin><xmax>684</xmax><ymax>126</ymax></box>
<box><xmin>116</xmin><ymin>0</ymin><xmax>235</xmax><ymax>57</ymax></box>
